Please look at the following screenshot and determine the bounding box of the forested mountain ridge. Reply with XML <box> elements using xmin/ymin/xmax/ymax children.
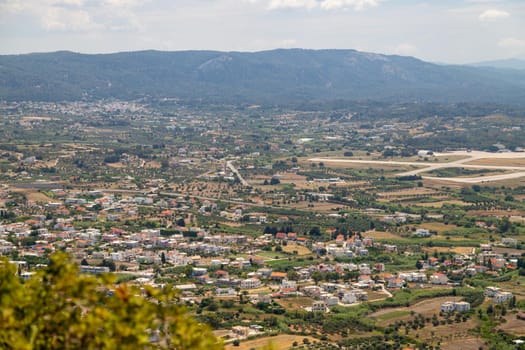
<box><xmin>1</xmin><ymin>49</ymin><xmax>524</xmax><ymax>104</ymax></box>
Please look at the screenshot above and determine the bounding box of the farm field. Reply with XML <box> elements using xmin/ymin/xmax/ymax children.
<box><xmin>369</xmin><ymin>296</ymin><xmax>464</xmax><ymax>326</ymax></box>
<box><xmin>281</xmin><ymin>243</ymin><xmax>312</xmax><ymax>256</ymax></box>
<box><xmin>441</xmin><ymin>338</ymin><xmax>487</xmax><ymax>350</ymax></box>
<box><xmin>496</xmin><ymin>314</ymin><xmax>525</xmax><ymax>336</ymax></box>
<box><xmin>10</xmin><ymin>189</ymin><xmax>55</xmax><ymax>203</ymax></box>
<box><xmin>290</xmin><ymin>201</ymin><xmax>347</xmax><ymax>213</ymax></box>
<box><xmin>275</xmin><ymin>297</ymin><xmax>315</xmax><ymax>311</ymax></box>
<box><xmin>224</xmin><ymin>335</ymin><xmax>318</xmax><ymax>350</ymax></box>
<box><xmin>412</xmin><ymin>200</ymin><xmax>468</xmax><ymax>207</ymax></box>
<box><xmin>363</xmin><ymin>230</ymin><xmax>401</xmax><ymax>240</ymax></box>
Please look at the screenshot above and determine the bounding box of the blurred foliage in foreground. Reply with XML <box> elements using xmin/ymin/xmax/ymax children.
<box><xmin>0</xmin><ymin>252</ymin><xmax>223</xmax><ymax>350</ymax></box>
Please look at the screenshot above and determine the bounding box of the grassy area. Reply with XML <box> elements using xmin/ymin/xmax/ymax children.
<box><xmin>374</xmin><ymin>310</ymin><xmax>411</xmax><ymax>322</ymax></box>
<box><xmin>256</xmin><ymin>251</ymin><xmax>289</xmax><ymax>259</ymax></box>
<box><xmin>265</xmin><ymin>258</ymin><xmax>317</xmax><ymax>270</ymax></box>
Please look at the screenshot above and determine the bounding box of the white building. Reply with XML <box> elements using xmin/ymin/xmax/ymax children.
<box><xmin>440</xmin><ymin>301</ymin><xmax>470</xmax><ymax>313</ymax></box>
<box><xmin>281</xmin><ymin>279</ymin><xmax>297</xmax><ymax>289</ymax></box>
<box><xmin>241</xmin><ymin>278</ymin><xmax>261</xmax><ymax>289</ymax></box>
<box><xmin>216</xmin><ymin>288</ymin><xmax>236</xmax><ymax>296</ymax></box>
<box><xmin>302</xmin><ymin>285</ymin><xmax>322</xmax><ymax>297</ymax></box>
<box><xmin>430</xmin><ymin>273</ymin><xmax>448</xmax><ymax>285</ymax></box>
<box><xmin>455</xmin><ymin>301</ymin><xmax>471</xmax><ymax>312</ymax></box>
<box><xmin>341</xmin><ymin>292</ymin><xmax>357</xmax><ymax>304</ymax></box>
<box><xmin>325</xmin><ymin>296</ymin><xmax>339</xmax><ymax>306</ymax></box>
<box><xmin>484</xmin><ymin>286</ymin><xmax>501</xmax><ymax>297</ymax></box>
<box><xmin>493</xmin><ymin>291</ymin><xmax>513</xmax><ymax>304</ymax></box>
<box><xmin>414</xmin><ymin>229</ymin><xmax>431</xmax><ymax>237</ymax></box>
<box><xmin>311</xmin><ymin>301</ymin><xmax>327</xmax><ymax>313</ymax></box>
<box><xmin>440</xmin><ymin>301</ymin><xmax>455</xmax><ymax>313</ymax></box>
<box><xmin>501</xmin><ymin>238</ymin><xmax>517</xmax><ymax>247</ymax></box>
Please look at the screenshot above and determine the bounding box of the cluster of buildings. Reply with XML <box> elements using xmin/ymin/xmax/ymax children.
<box><xmin>484</xmin><ymin>287</ymin><xmax>514</xmax><ymax>304</ymax></box>
<box><xmin>0</xmin><ymin>182</ymin><xmax>522</xmax><ymax>324</ymax></box>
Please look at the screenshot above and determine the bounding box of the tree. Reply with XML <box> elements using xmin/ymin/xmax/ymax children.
<box><xmin>269</xmin><ymin>177</ymin><xmax>280</xmax><ymax>185</ymax></box>
<box><xmin>309</xmin><ymin>226</ymin><xmax>321</xmax><ymax>236</ymax></box>
<box><xmin>311</xmin><ymin>271</ymin><xmax>323</xmax><ymax>285</ymax></box>
<box><xmin>0</xmin><ymin>253</ymin><xmax>222</xmax><ymax>350</ymax></box>
<box><xmin>100</xmin><ymin>258</ymin><xmax>116</xmax><ymax>272</ymax></box>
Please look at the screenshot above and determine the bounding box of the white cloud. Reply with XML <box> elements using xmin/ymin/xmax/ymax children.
<box><xmin>52</xmin><ymin>0</ymin><xmax>85</xmax><ymax>6</ymax></box>
<box><xmin>41</xmin><ymin>7</ymin><xmax>96</xmax><ymax>31</ymax></box>
<box><xmin>320</xmin><ymin>0</ymin><xmax>378</xmax><ymax>10</ymax></box>
<box><xmin>498</xmin><ymin>37</ymin><xmax>525</xmax><ymax>49</ymax></box>
<box><xmin>478</xmin><ymin>9</ymin><xmax>510</xmax><ymax>21</ymax></box>
<box><xmin>0</xmin><ymin>0</ymin><xmax>144</xmax><ymax>31</ymax></box>
<box><xmin>0</xmin><ymin>0</ymin><xmax>30</xmax><ymax>13</ymax></box>
<box><xmin>268</xmin><ymin>0</ymin><xmax>317</xmax><ymax>10</ymax></box>
<box><xmin>268</xmin><ymin>0</ymin><xmax>378</xmax><ymax>11</ymax></box>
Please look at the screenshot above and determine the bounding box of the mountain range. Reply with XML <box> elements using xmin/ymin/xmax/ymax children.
<box><xmin>469</xmin><ymin>58</ymin><xmax>525</xmax><ymax>71</ymax></box>
<box><xmin>1</xmin><ymin>49</ymin><xmax>525</xmax><ymax>104</ymax></box>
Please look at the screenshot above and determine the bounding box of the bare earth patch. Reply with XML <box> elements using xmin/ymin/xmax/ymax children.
<box><xmin>11</xmin><ymin>189</ymin><xmax>55</xmax><ymax>203</ymax></box>
<box><xmin>290</xmin><ymin>201</ymin><xmax>347</xmax><ymax>213</ymax></box>
<box><xmin>144</xmin><ymin>161</ymin><xmax>161</xmax><ymax>169</ymax></box>
<box><xmin>496</xmin><ymin>314</ymin><xmax>525</xmax><ymax>336</ymax></box>
<box><xmin>440</xmin><ymin>336</ymin><xmax>485</xmax><ymax>350</ymax></box>
<box><xmin>418</xmin><ymin>222</ymin><xmax>460</xmax><ymax>233</ymax></box>
<box><xmin>275</xmin><ymin>297</ymin><xmax>315</xmax><ymax>311</ymax></box>
<box><xmin>422</xmin><ymin>246</ymin><xmax>475</xmax><ymax>255</ymax></box>
<box><xmin>106</xmin><ymin>162</ymin><xmax>126</xmax><ymax>168</ymax></box>
<box><xmin>369</xmin><ymin>296</ymin><xmax>463</xmax><ymax>325</ymax></box>
<box><xmin>225</xmin><ymin>334</ymin><xmax>317</xmax><ymax>350</ymax></box>
<box><xmin>281</xmin><ymin>243</ymin><xmax>312</xmax><ymax>256</ymax></box>
<box><xmin>466</xmin><ymin>158</ymin><xmax>525</xmax><ymax>167</ymax></box>
<box><xmin>363</xmin><ymin>230</ymin><xmax>401</xmax><ymax>240</ymax></box>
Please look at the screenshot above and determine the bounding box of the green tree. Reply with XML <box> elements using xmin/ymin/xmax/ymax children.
<box><xmin>0</xmin><ymin>253</ymin><xmax>222</xmax><ymax>350</ymax></box>
<box><xmin>311</xmin><ymin>271</ymin><xmax>323</xmax><ymax>285</ymax></box>
<box><xmin>309</xmin><ymin>226</ymin><xmax>321</xmax><ymax>236</ymax></box>
<box><xmin>100</xmin><ymin>258</ymin><xmax>116</xmax><ymax>272</ymax></box>
<box><xmin>269</xmin><ymin>177</ymin><xmax>280</xmax><ymax>185</ymax></box>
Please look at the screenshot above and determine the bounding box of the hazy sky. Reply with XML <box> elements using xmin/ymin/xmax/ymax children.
<box><xmin>1</xmin><ymin>0</ymin><xmax>524</xmax><ymax>63</ymax></box>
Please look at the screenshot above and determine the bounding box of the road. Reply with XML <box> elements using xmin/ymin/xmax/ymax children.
<box><xmin>226</xmin><ymin>160</ymin><xmax>249</xmax><ymax>187</ymax></box>
<box><xmin>309</xmin><ymin>150</ymin><xmax>525</xmax><ymax>184</ymax></box>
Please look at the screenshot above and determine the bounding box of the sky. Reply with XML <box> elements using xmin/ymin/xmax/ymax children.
<box><xmin>0</xmin><ymin>0</ymin><xmax>524</xmax><ymax>64</ymax></box>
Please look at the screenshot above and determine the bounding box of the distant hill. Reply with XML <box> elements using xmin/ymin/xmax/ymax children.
<box><xmin>1</xmin><ymin>49</ymin><xmax>525</xmax><ymax>104</ymax></box>
<box><xmin>469</xmin><ymin>58</ymin><xmax>525</xmax><ymax>71</ymax></box>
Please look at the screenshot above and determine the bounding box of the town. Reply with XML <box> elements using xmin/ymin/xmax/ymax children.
<box><xmin>1</xmin><ymin>99</ymin><xmax>525</xmax><ymax>350</ymax></box>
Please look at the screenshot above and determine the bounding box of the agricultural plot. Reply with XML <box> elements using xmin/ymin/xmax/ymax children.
<box><xmin>369</xmin><ymin>296</ymin><xmax>464</xmax><ymax>326</ymax></box>
<box><xmin>225</xmin><ymin>335</ymin><xmax>318</xmax><ymax>350</ymax></box>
